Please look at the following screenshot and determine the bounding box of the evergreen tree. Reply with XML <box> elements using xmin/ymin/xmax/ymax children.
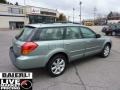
<box><xmin>0</xmin><ymin>0</ymin><xmax>7</xmax><ymax>4</ymax></box>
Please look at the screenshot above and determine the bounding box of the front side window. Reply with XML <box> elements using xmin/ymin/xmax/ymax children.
<box><xmin>34</xmin><ymin>27</ymin><xmax>64</xmax><ymax>41</ymax></box>
<box><xmin>80</xmin><ymin>27</ymin><xmax>96</xmax><ymax>38</ymax></box>
<box><xmin>65</xmin><ymin>27</ymin><xmax>81</xmax><ymax>39</ymax></box>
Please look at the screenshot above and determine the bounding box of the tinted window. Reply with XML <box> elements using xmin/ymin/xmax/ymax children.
<box><xmin>110</xmin><ymin>25</ymin><xmax>116</xmax><ymax>30</ymax></box>
<box><xmin>116</xmin><ymin>24</ymin><xmax>120</xmax><ymax>29</ymax></box>
<box><xmin>65</xmin><ymin>27</ymin><xmax>81</xmax><ymax>39</ymax></box>
<box><xmin>80</xmin><ymin>27</ymin><xmax>96</xmax><ymax>38</ymax></box>
<box><xmin>33</xmin><ymin>27</ymin><xmax>64</xmax><ymax>41</ymax></box>
<box><xmin>29</xmin><ymin>15</ymin><xmax>55</xmax><ymax>24</ymax></box>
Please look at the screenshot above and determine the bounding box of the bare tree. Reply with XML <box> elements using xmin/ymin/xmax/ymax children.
<box><xmin>57</xmin><ymin>13</ymin><xmax>67</xmax><ymax>22</ymax></box>
<box><xmin>15</xmin><ymin>2</ymin><xmax>19</xmax><ymax>6</ymax></box>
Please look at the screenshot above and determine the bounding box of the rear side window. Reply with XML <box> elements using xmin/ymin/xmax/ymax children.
<box><xmin>65</xmin><ymin>27</ymin><xmax>81</xmax><ymax>39</ymax></box>
<box><xmin>15</xmin><ymin>26</ymin><xmax>35</xmax><ymax>41</ymax></box>
<box><xmin>33</xmin><ymin>27</ymin><xmax>64</xmax><ymax>41</ymax></box>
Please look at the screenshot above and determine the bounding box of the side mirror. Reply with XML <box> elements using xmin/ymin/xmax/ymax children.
<box><xmin>96</xmin><ymin>34</ymin><xmax>101</xmax><ymax>38</ymax></box>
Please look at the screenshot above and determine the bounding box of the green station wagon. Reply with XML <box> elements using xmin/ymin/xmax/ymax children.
<box><xmin>9</xmin><ymin>23</ymin><xmax>112</xmax><ymax>77</ymax></box>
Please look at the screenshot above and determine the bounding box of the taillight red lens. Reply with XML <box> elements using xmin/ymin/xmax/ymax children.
<box><xmin>21</xmin><ymin>42</ymin><xmax>38</xmax><ymax>55</ymax></box>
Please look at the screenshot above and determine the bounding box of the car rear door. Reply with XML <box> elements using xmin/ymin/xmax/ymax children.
<box><xmin>63</xmin><ymin>26</ymin><xmax>85</xmax><ymax>61</ymax></box>
<box><xmin>12</xmin><ymin>26</ymin><xmax>35</xmax><ymax>56</ymax></box>
<box><xmin>80</xmin><ymin>27</ymin><xmax>103</xmax><ymax>56</ymax></box>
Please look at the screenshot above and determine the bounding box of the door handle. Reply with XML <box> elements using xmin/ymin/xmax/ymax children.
<box><xmin>65</xmin><ymin>43</ymin><xmax>70</xmax><ymax>45</ymax></box>
<box><xmin>86</xmin><ymin>41</ymin><xmax>91</xmax><ymax>43</ymax></box>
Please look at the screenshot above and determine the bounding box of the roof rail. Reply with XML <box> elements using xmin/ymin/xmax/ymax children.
<box><xmin>33</xmin><ymin>22</ymin><xmax>72</xmax><ymax>24</ymax></box>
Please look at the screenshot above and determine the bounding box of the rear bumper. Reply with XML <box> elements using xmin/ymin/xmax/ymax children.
<box><xmin>9</xmin><ymin>47</ymin><xmax>48</xmax><ymax>69</ymax></box>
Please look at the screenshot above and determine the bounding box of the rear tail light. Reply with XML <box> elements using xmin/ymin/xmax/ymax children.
<box><xmin>21</xmin><ymin>42</ymin><xmax>38</xmax><ymax>55</ymax></box>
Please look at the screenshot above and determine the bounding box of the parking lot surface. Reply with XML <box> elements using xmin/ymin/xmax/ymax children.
<box><xmin>0</xmin><ymin>26</ymin><xmax>120</xmax><ymax>90</ymax></box>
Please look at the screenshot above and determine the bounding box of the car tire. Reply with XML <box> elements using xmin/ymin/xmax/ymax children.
<box><xmin>100</xmin><ymin>44</ymin><xmax>111</xmax><ymax>58</ymax></box>
<box><xmin>105</xmin><ymin>33</ymin><xmax>109</xmax><ymax>36</ymax></box>
<box><xmin>46</xmin><ymin>54</ymin><xmax>67</xmax><ymax>77</ymax></box>
<box><xmin>112</xmin><ymin>31</ymin><xmax>116</xmax><ymax>36</ymax></box>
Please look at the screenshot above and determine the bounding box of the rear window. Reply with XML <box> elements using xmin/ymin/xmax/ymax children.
<box><xmin>15</xmin><ymin>26</ymin><xmax>35</xmax><ymax>41</ymax></box>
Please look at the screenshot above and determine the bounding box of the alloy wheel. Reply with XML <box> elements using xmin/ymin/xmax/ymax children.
<box><xmin>51</xmin><ymin>58</ymin><xmax>65</xmax><ymax>75</ymax></box>
<box><xmin>104</xmin><ymin>45</ymin><xmax>110</xmax><ymax>57</ymax></box>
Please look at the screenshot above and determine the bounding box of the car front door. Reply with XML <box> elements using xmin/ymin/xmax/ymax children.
<box><xmin>64</xmin><ymin>26</ymin><xmax>85</xmax><ymax>61</ymax></box>
<box><xmin>80</xmin><ymin>27</ymin><xmax>103</xmax><ymax>56</ymax></box>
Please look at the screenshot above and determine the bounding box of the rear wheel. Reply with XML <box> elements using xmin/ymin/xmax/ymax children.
<box><xmin>100</xmin><ymin>44</ymin><xmax>111</xmax><ymax>58</ymax></box>
<box><xmin>46</xmin><ymin>54</ymin><xmax>67</xmax><ymax>77</ymax></box>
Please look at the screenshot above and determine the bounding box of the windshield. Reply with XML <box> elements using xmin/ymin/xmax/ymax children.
<box><xmin>15</xmin><ymin>26</ymin><xmax>35</xmax><ymax>41</ymax></box>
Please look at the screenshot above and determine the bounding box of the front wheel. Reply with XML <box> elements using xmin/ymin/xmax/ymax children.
<box><xmin>112</xmin><ymin>31</ymin><xmax>116</xmax><ymax>36</ymax></box>
<box><xmin>105</xmin><ymin>32</ymin><xmax>109</xmax><ymax>36</ymax></box>
<box><xmin>46</xmin><ymin>54</ymin><xmax>67</xmax><ymax>77</ymax></box>
<box><xmin>100</xmin><ymin>44</ymin><xmax>111</xmax><ymax>58</ymax></box>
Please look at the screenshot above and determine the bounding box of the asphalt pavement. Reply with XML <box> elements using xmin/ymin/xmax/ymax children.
<box><xmin>0</xmin><ymin>27</ymin><xmax>120</xmax><ymax>90</ymax></box>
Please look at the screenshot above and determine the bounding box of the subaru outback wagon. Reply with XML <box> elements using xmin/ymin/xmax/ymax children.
<box><xmin>9</xmin><ymin>23</ymin><xmax>112</xmax><ymax>77</ymax></box>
